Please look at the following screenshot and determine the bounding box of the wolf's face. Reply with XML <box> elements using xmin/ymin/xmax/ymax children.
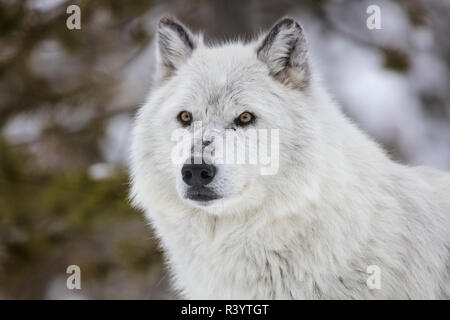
<box><xmin>131</xmin><ymin>17</ymin><xmax>317</xmax><ymax>215</ymax></box>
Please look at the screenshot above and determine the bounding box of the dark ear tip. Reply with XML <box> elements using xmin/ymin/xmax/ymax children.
<box><xmin>275</xmin><ymin>16</ymin><xmax>303</xmax><ymax>30</ymax></box>
<box><xmin>158</xmin><ymin>16</ymin><xmax>179</xmax><ymax>28</ymax></box>
<box><xmin>279</xmin><ymin>16</ymin><xmax>296</xmax><ymax>23</ymax></box>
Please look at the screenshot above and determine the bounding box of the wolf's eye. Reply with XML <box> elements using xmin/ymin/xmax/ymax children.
<box><xmin>235</xmin><ymin>111</ymin><xmax>255</xmax><ymax>126</ymax></box>
<box><xmin>177</xmin><ymin>111</ymin><xmax>192</xmax><ymax>126</ymax></box>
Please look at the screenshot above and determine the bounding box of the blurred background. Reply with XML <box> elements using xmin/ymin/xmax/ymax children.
<box><xmin>0</xmin><ymin>0</ymin><xmax>449</xmax><ymax>299</ymax></box>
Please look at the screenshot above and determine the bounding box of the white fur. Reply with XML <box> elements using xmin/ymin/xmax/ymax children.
<box><xmin>130</xmin><ymin>18</ymin><xmax>450</xmax><ymax>299</ymax></box>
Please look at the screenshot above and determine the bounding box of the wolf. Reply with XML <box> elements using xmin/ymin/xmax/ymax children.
<box><xmin>130</xmin><ymin>16</ymin><xmax>450</xmax><ymax>299</ymax></box>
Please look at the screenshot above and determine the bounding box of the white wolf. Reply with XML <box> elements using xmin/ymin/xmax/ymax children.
<box><xmin>130</xmin><ymin>17</ymin><xmax>450</xmax><ymax>299</ymax></box>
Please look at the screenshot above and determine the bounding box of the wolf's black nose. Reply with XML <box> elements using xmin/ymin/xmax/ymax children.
<box><xmin>181</xmin><ymin>160</ymin><xmax>216</xmax><ymax>187</ymax></box>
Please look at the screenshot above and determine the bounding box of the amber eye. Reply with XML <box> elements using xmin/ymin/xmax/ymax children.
<box><xmin>177</xmin><ymin>111</ymin><xmax>192</xmax><ymax>125</ymax></box>
<box><xmin>235</xmin><ymin>111</ymin><xmax>255</xmax><ymax>126</ymax></box>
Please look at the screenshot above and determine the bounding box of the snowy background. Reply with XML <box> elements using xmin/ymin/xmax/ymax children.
<box><xmin>0</xmin><ymin>0</ymin><xmax>449</xmax><ymax>299</ymax></box>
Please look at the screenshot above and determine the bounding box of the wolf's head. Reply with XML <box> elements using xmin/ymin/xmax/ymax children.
<box><xmin>131</xmin><ymin>17</ymin><xmax>327</xmax><ymax>216</ymax></box>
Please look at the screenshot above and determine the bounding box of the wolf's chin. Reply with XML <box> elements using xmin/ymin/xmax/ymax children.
<box><xmin>181</xmin><ymin>191</ymin><xmax>253</xmax><ymax>216</ymax></box>
<box><xmin>187</xmin><ymin>198</ymin><xmax>221</xmax><ymax>208</ymax></box>
<box><xmin>185</xmin><ymin>186</ymin><xmax>221</xmax><ymax>202</ymax></box>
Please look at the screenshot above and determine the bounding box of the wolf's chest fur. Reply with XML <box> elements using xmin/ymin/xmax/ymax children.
<box><xmin>155</xmin><ymin>205</ymin><xmax>384</xmax><ymax>299</ymax></box>
<box><xmin>154</xmin><ymin>191</ymin><xmax>448</xmax><ymax>299</ymax></box>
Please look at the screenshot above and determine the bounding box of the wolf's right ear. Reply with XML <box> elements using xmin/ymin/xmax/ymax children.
<box><xmin>257</xmin><ymin>17</ymin><xmax>310</xmax><ymax>90</ymax></box>
<box><xmin>155</xmin><ymin>17</ymin><xmax>197</xmax><ymax>83</ymax></box>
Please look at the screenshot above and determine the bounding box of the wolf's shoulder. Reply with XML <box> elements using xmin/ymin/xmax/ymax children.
<box><xmin>413</xmin><ymin>165</ymin><xmax>450</xmax><ymax>178</ymax></box>
<box><xmin>404</xmin><ymin>165</ymin><xmax>450</xmax><ymax>227</ymax></box>
<box><xmin>412</xmin><ymin>165</ymin><xmax>450</xmax><ymax>194</ymax></box>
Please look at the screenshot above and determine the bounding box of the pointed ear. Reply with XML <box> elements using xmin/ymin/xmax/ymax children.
<box><xmin>156</xmin><ymin>17</ymin><xmax>197</xmax><ymax>83</ymax></box>
<box><xmin>257</xmin><ymin>17</ymin><xmax>310</xmax><ymax>89</ymax></box>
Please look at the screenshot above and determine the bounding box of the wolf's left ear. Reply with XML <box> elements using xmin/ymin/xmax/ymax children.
<box><xmin>257</xmin><ymin>17</ymin><xmax>310</xmax><ymax>89</ymax></box>
<box><xmin>156</xmin><ymin>17</ymin><xmax>198</xmax><ymax>83</ymax></box>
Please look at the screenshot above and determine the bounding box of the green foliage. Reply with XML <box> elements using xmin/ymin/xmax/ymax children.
<box><xmin>0</xmin><ymin>140</ymin><xmax>165</xmax><ymax>299</ymax></box>
<box><xmin>0</xmin><ymin>0</ymin><xmax>166</xmax><ymax>299</ymax></box>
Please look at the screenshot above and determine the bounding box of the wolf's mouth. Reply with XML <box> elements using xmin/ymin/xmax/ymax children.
<box><xmin>185</xmin><ymin>186</ymin><xmax>221</xmax><ymax>202</ymax></box>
